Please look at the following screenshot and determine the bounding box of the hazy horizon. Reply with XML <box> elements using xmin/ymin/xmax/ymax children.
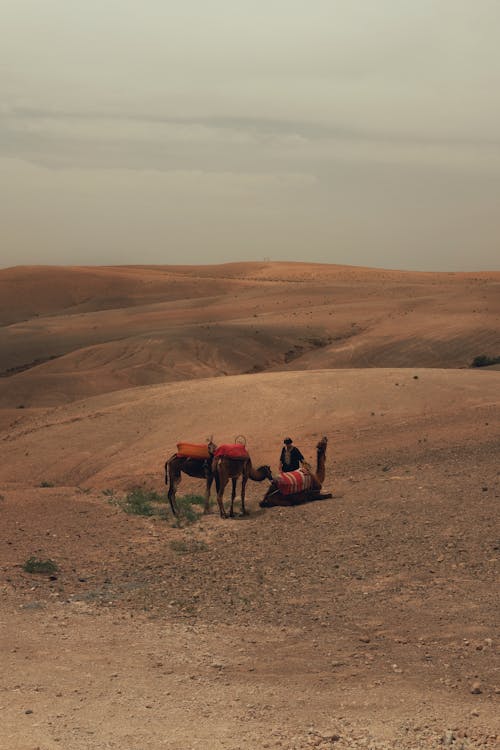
<box><xmin>2</xmin><ymin>1</ymin><xmax>500</xmax><ymax>272</ymax></box>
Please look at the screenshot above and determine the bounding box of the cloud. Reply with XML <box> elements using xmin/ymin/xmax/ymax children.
<box><xmin>7</xmin><ymin>105</ymin><xmax>500</xmax><ymax>150</ymax></box>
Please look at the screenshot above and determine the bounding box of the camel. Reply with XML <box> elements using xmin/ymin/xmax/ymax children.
<box><xmin>164</xmin><ymin>439</ymin><xmax>216</xmax><ymax>516</ymax></box>
<box><xmin>212</xmin><ymin>454</ymin><xmax>273</xmax><ymax>518</ymax></box>
<box><xmin>260</xmin><ymin>436</ymin><xmax>331</xmax><ymax>507</ymax></box>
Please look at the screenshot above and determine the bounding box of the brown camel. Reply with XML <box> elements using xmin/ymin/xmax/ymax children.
<box><xmin>260</xmin><ymin>437</ymin><xmax>331</xmax><ymax>507</ymax></box>
<box><xmin>164</xmin><ymin>439</ymin><xmax>216</xmax><ymax>516</ymax></box>
<box><xmin>212</xmin><ymin>455</ymin><xmax>273</xmax><ymax>518</ymax></box>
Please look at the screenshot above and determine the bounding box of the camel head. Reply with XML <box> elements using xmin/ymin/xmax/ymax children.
<box><xmin>316</xmin><ymin>436</ymin><xmax>328</xmax><ymax>453</ymax></box>
<box><xmin>206</xmin><ymin>435</ymin><xmax>217</xmax><ymax>455</ymax></box>
<box><xmin>256</xmin><ymin>465</ymin><xmax>274</xmax><ymax>482</ymax></box>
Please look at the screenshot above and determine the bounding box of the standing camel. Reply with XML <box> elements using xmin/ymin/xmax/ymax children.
<box><xmin>212</xmin><ymin>452</ymin><xmax>273</xmax><ymax>518</ymax></box>
<box><xmin>260</xmin><ymin>437</ymin><xmax>330</xmax><ymax>507</ymax></box>
<box><xmin>164</xmin><ymin>439</ymin><xmax>216</xmax><ymax>516</ymax></box>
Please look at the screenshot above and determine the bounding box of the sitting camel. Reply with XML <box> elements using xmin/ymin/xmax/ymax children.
<box><xmin>212</xmin><ymin>447</ymin><xmax>273</xmax><ymax>518</ymax></box>
<box><xmin>164</xmin><ymin>439</ymin><xmax>216</xmax><ymax>516</ymax></box>
<box><xmin>260</xmin><ymin>437</ymin><xmax>331</xmax><ymax>507</ymax></box>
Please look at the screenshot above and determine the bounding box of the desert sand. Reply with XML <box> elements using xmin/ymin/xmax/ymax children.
<box><xmin>0</xmin><ymin>262</ymin><xmax>499</xmax><ymax>750</ymax></box>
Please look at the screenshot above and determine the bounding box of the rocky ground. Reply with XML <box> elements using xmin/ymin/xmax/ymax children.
<box><xmin>1</xmin><ymin>432</ymin><xmax>499</xmax><ymax>749</ymax></box>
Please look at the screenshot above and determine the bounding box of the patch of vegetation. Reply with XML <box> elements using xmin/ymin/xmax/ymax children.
<box><xmin>23</xmin><ymin>557</ymin><xmax>58</xmax><ymax>575</ymax></box>
<box><xmin>178</xmin><ymin>494</ymin><xmax>206</xmax><ymax>507</ymax></box>
<box><xmin>76</xmin><ymin>486</ymin><xmax>91</xmax><ymax>495</ymax></box>
<box><xmin>470</xmin><ymin>354</ymin><xmax>500</xmax><ymax>368</ymax></box>
<box><xmin>171</xmin><ymin>495</ymin><xmax>206</xmax><ymax>527</ymax></box>
<box><xmin>39</xmin><ymin>481</ymin><xmax>54</xmax><ymax>488</ymax></box>
<box><xmin>170</xmin><ymin>539</ymin><xmax>208</xmax><ymax>554</ymax></box>
<box><xmin>109</xmin><ymin>487</ymin><xmax>205</xmax><ymax>526</ymax></box>
<box><xmin>115</xmin><ymin>487</ymin><xmax>163</xmax><ymax>516</ymax></box>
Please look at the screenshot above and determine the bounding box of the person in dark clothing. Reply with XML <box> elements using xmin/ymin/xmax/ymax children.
<box><xmin>279</xmin><ymin>437</ymin><xmax>304</xmax><ymax>473</ymax></box>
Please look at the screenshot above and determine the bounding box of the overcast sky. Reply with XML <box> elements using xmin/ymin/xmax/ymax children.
<box><xmin>2</xmin><ymin>0</ymin><xmax>500</xmax><ymax>270</ymax></box>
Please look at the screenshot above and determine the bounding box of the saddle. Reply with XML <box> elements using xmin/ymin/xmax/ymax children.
<box><xmin>274</xmin><ymin>468</ymin><xmax>313</xmax><ymax>495</ymax></box>
<box><xmin>214</xmin><ymin>443</ymin><xmax>249</xmax><ymax>460</ymax></box>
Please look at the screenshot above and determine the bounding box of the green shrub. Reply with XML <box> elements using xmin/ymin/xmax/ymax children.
<box><xmin>39</xmin><ymin>481</ymin><xmax>54</xmax><ymax>488</ymax></box>
<box><xmin>171</xmin><ymin>495</ymin><xmax>206</xmax><ymax>527</ymax></box>
<box><xmin>110</xmin><ymin>488</ymin><xmax>205</xmax><ymax>526</ymax></box>
<box><xmin>23</xmin><ymin>557</ymin><xmax>58</xmax><ymax>575</ymax></box>
<box><xmin>470</xmin><ymin>354</ymin><xmax>500</xmax><ymax>368</ymax></box>
<box><xmin>119</xmin><ymin>487</ymin><xmax>162</xmax><ymax>516</ymax></box>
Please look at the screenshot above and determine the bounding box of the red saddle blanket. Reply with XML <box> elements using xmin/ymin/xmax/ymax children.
<box><xmin>275</xmin><ymin>469</ymin><xmax>313</xmax><ymax>495</ymax></box>
<box><xmin>214</xmin><ymin>444</ymin><xmax>249</xmax><ymax>459</ymax></box>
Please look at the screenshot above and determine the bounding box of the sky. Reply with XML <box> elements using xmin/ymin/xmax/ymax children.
<box><xmin>1</xmin><ymin>0</ymin><xmax>500</xmax><ymax>271</ymax></box>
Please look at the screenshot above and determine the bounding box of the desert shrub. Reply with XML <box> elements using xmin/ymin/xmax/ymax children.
<box><xmin>171</xmin><ymin>495</ymin><xmax>206</xmax><ymax>527</ymax></box>
<box><xmin>177</xmin><ymin>494</ymin><xmax>206</xmax><ymax>507</ymax></box>
<box><xmin>23</xmin><ymin>557</ymin><xmax>58</xmax><ymax>575</ymax></box>
<box><xmin>39</xmin><ymin>481</ymin><xmax>54</xmax><ymax>488</ymax></box>
<box><xmin>470</xmin><ymin>354</ymin><xmax>500</xmax><ymax>368</ymax></box>
<box><xmin>117</xmin><ymin>487</ymin><xmax>163</xmax><ymax>516</ymax></box>
<box><xmin>110</xmin><ymin>487</ymin><xmax>204</xmax><ymax>525</ymax></box>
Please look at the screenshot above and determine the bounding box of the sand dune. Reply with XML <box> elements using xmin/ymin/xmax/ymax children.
<box><xmin>1</xmin><ymin>263</ymin><xmax>499</xmax><ymax>409</ymax></box>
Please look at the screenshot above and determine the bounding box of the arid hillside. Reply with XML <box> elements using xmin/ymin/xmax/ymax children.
<box><xmin>1</xmin><ymin>263</ymin><xmax>499</xmax><ymax>750</ymax></box>
<box><xmin>1</xmin><ymin>263</ymin><xmax>499</xmax><ymax>408</ymax></box>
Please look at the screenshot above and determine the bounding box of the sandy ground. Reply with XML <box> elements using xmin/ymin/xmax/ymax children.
<box><xmin>1</xmin><ymin>263</ymin><xmax>499</xmax><ymax>749</ymax></box>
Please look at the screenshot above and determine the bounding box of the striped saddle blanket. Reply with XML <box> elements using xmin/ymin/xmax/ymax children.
<box><xmin>275</xmin><ymin>469</ymin><xmax>313</xmax><ymax>495</ymax></box>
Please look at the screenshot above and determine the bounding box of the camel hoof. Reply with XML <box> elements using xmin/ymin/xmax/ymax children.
<box><xmin>239</xmin><ymin>510</ymin><xmax>249</xmax><ymax>517</ymax></box>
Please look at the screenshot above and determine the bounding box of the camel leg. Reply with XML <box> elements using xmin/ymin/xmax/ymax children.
<box><xmin>240</xmin><ymin>475</ymin><xmax>249</xmax><ymax>516</ymax></box>
<box><xmin>204</xmin><ymin>474</ymin><xmax>213</xmax><ymax>514</ymax></box>
<box><xmin>165</xmin><ymin>461</ymin><xmax>180</xmax><ymax>516</ymax></box>
<box><xmin>216</xmin><ymin>476</ymin><xmax>228</xmax><ymax>519</ymax></box>
<box><xmin>229</xmin><ymin>478</ymin><xmax>237</xmax><ymax>518</ymax></box>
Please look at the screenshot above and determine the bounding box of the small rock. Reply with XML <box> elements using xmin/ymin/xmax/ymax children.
<box><xmin>470</xmin><ymin>681</ymin><xmax>482</xmax><ymax>694</ymax></box>
<box><xmin>25</xmin><ymin>709</ymin><xmax>33</xmax><ymax>715</ymax></box>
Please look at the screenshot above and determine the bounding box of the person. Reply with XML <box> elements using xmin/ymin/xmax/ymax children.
<box><xmin>279</xmin><ymin>437</ymin><xmax>304</xmax><ymax>473</ymax></box>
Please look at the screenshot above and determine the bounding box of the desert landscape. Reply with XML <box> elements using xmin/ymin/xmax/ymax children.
<box><xmin>1</xmin><ymin>261</ymin><xmax>499</xmax><ymax>750</ymax></box>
